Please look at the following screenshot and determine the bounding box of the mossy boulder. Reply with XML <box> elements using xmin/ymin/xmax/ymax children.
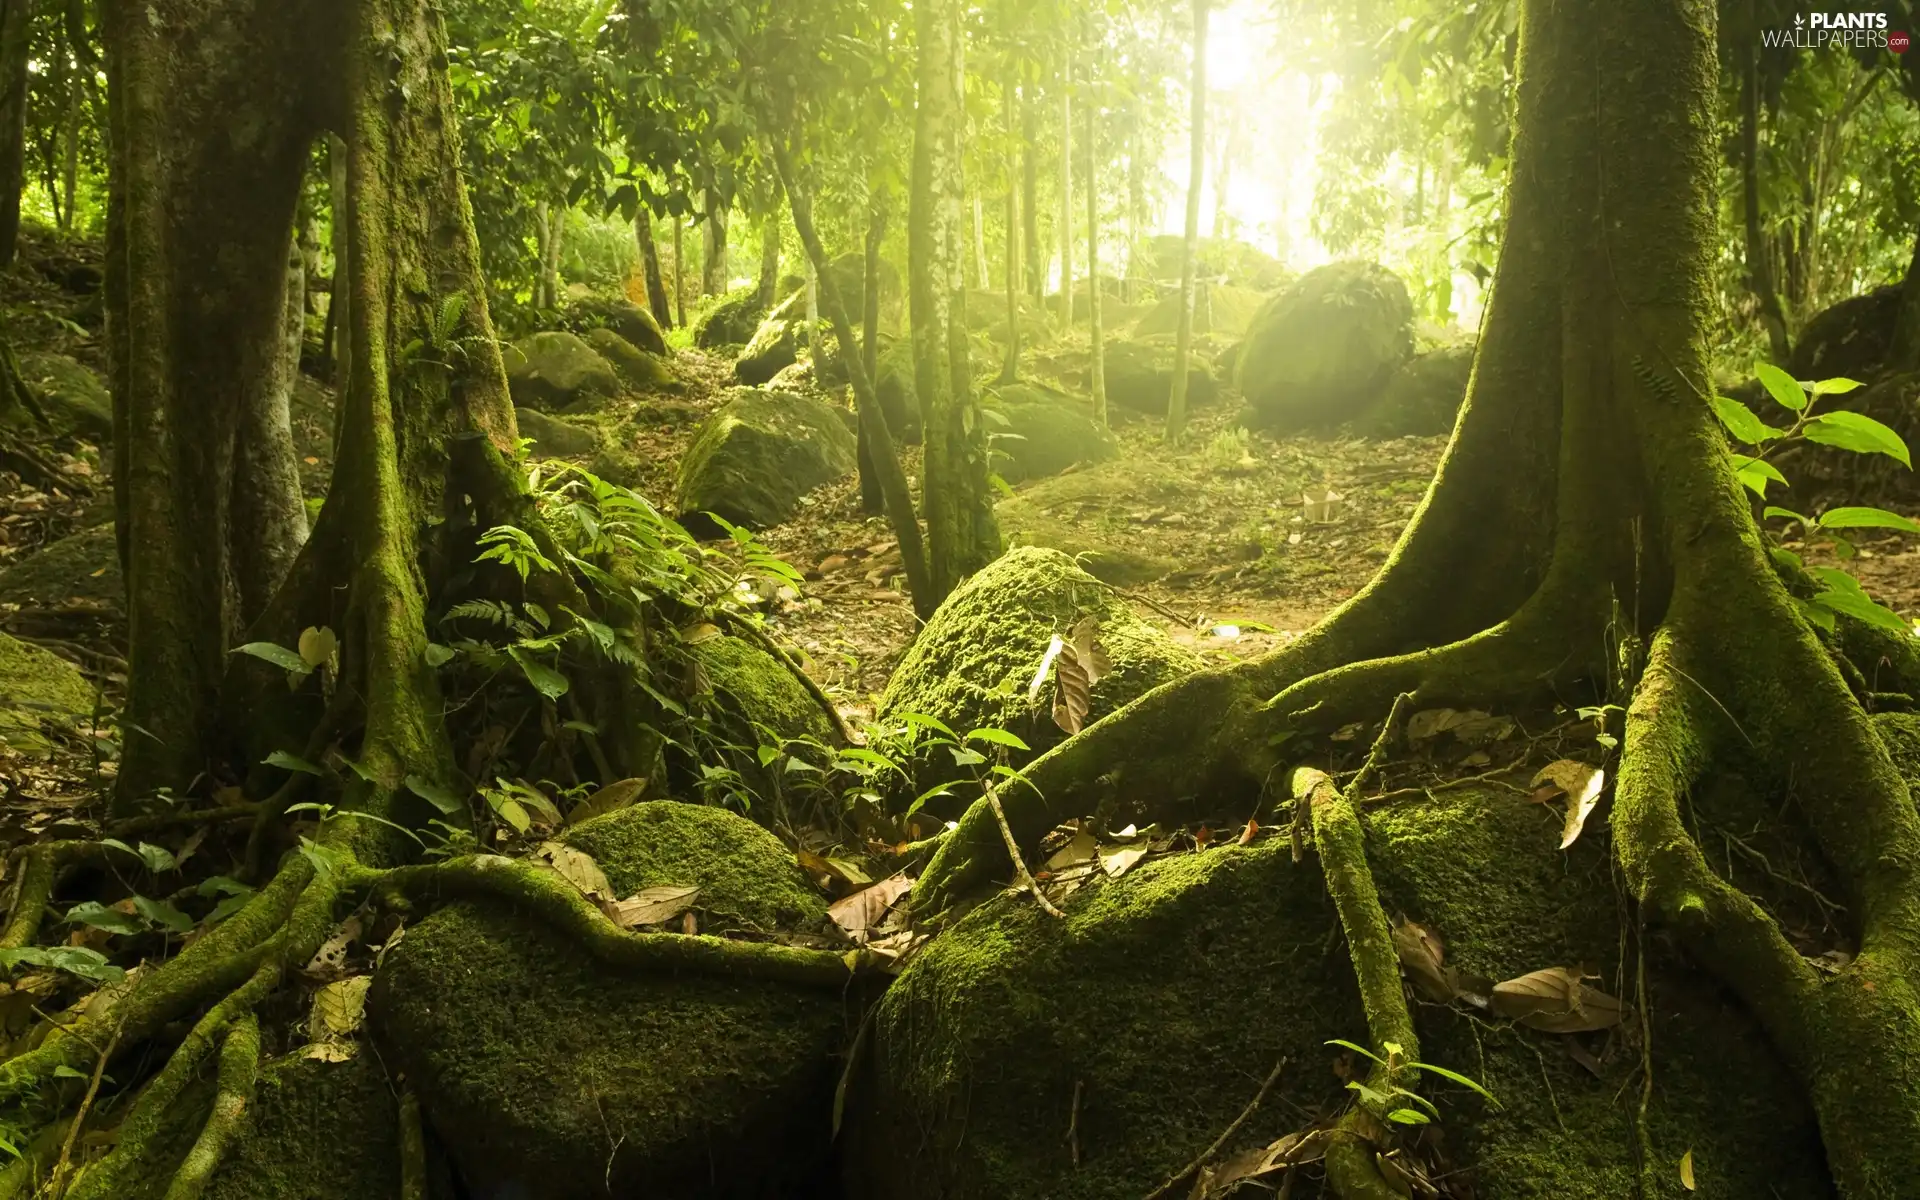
<box><xmin>0</xmin><ymin>631</ymin><xmax>94</xmax><ymax>754</ymax></box>
<box><xmin>204</xmin><ymin>1054</ymin><xmax>402</xmax><ymax>1199</ymax></box>
<box><xmin>675</xmin><ymin>388</ymin><xmax>857</xmax><ymax>535</ymax></box>
<box><xmin>370</xmin><ymin>801</ymin><xmax>843</xmax><ymax>1200</ymax></box>
<box><xmin>1351</xmin><ymin>339</ymin><xmax>1475</xmax><ymax>438</ymax></box>
<box><xmin>695</xmin><ymin>287</ymin><xmax>770</xmax><ymax>350</ymax></box>
<box><xmin>985</xmin><ymin>384</ymin><xmax>1119</xmax><ymax>483</ymax></box>
<box><xmin>1235</xmin><ymin>260</ymin><xmax>1415</xmax><ymax>429</ymax></box>
<box><xmin>844</xmin><ymin>786</ymin><xmax>1828</xmax><ymax>1200</ymax></box>
<box><xmin>506</xmin><ymin>331</ymin><xmax>622</xmax><ymax>412</ymax></box>
<box><xmin>1102</xmin><ymin>338</ymin><xmax>1216</xmax><ymax>415</ymax></box>
<box><xmin>992</xmin><ymin>461</ymin><xmax>1184</xmax><ymax>585</ymax></box>
<box><xmin>735</xmin><ymin>292</ymin><xmax>806</xmax><ymax>385</ymax></box>
<box><xmin>1129</xmin><ymin>282</ymin><xmax>1266</xmax><ymax>340</ymax></box>
<box><xmin>874</xmin><ymin>337</ymin><xmax>921</xmax><ymax>444</ymax></box>
<box><xmin>0</xmin><ymin>521</ymin><xmax>120</xmax><ymax>608</ymax></box>
<box><xmin>876</xmin><ymin>547</ymin><xmax>1198</xmax><ymax>783</ymax></box>
<box><xmin>568</xmin><ymin>294</ymin><xmax>668</xmax><ymax>356</ymax></box>
<box><xmin>514</xmin><ymin>407</ymin><xmax>599</xmax><ymax>458</ymax></box>
<box><xmin>8</xmin><ymin>351</ymin><xmax>113</xmax><ymax>442</ymax></box>
<box><xmin>582</xmin><ymin>327</ymin><xmax>677</xmax><ymax>392</ymax></box>
<box><xmin>692</xmin><ymin>632</ymin><xmax>838</xmax><ymax>753</ymax></box>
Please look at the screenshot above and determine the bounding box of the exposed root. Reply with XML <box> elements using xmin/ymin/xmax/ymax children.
<box><xmin>399</xmin><ymin>1086</ymin><xmax>427</xmax><ymax>1200</ymax></box>
<box><xmin>1</xmin><ymin>842</ymin><xmax>111</xmax><ymax>950</ymax></box>
<box><xmin>158</xmin><ymin>1013</ymin><xmax>259</xmax><ymax>1200</ymax></box>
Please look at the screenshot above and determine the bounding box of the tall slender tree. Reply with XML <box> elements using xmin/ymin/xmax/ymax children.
<box><xmin>1164</xmin><ymin>0</ymin><xmax>1208</xmax><ymax>442</ymax></box>
<box><xmin>1056</xmin><ymin>59</ymin><xmax>1073</xmax><ymax>327</ymax></box>
<box><xmin>635</xmin><ymin>203</ymin><xmax>673</xmax><ymax>329</ymax></box>
<box><xmin>0</xmin><ymin>0</ymin><xmax>31</xmax><ymax>268</ymax></box>
<box><xmin>1085</xmin><ymin>70</ymin><xmax>1106</xmax><ymax>425</ymax></box>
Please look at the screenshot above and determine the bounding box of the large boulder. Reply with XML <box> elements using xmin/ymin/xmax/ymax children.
<box><xmin>843</xmin><ymin>785</ymin><xmax>1828</xmax><ymax>1200</ymax></box>
<box><xmin>984</xmin><ymin>384</ymin><xmax>1119</xmax><ymax>483</ymax></box>
<box><xmin>371</xmin><ymin>801</ymin><xmax>845</xmax><ymax>1200</ymax></box>
<box><xmin>992</xmin><ymin>460</ymin><xmax>1185</xmax><ymax>586</ymax></box>
<box><xmin>675</xmin><ymin>388</ymin><xmax>857</xmax><ymax>535</ymax></box>
<box><xmin>506</xmin><ymin>331</ymin><xmax>621</xmax><ymax>412</ymax></box>
<box><xmin>734</xmin><ymin>293</ymin><xmax>807</xmax><ymax>386</ymax></box>
<box><xmin>1129</xmin><ymin>282</ymin><xmax>1266</xmax><ymax>340</ymax></box>
<box><xmin>1351</xmin><ymin>339</ymin><xmax>1475</xmax><ymax>438</ymax></box>
<box><xmin>514</xmin><ymin>407</ymin><xmax>599</xmax><ymax>457</ymax></box>
<box><xmin>0</xmin><ymin>631</ymin><xmax>94</xmax><ymax>755</ymax></box>
<box><xmin>1235</xmin><ymin>261</ymin><xmax>1414</xmax><ymax>429</ymax></box>
<box><xmin>874</xmin><ymin>337</ymin><xmax>922</xmax><ymax>444</ymax></box>
<box><xmin>826</xmin><ymin>252</ymin><xmax>904</xmax><ymax>331</ymax></box>
<box><xmin>1787</xmin><ymin>283</ymin><xmax>1902</xmax><ymax>384</ymax></box>
<box><xmin>1102</xmin><ymin>338</ymin><xmax>1216</xmax><ymax>415</ymax></box>
<box><xmin>691</xmin><ymin>633</ymin><xmax>838</xmax><ymax>752</ymax></box>
<box><xmin>695</xmin><ymin>287</ymin><xmax>770</xmax><ymax>349</ymax></box>
<box><xmin>10</xmin><ymin>352</ymin><xmax>113</xmax><ymax>442</ymax></box>
<box><xmin>875</xmin><ymin>546</ymin><xmax>1198</xmax><ymax>789</ymax></box>
<box><xmin>568</xmin><ymin>294</ymin><xmax>668</xmax><ymax>357</ymax></box>
<box><xmin>582</xmin><ymin>327</ymin><xmax>678</xmax><ymax>392</ymax></box>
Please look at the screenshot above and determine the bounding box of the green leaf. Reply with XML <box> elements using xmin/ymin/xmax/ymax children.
<box><xmin>233</xmin><ymin>642</ymin><xmax>310</xmax><ymax>674</ymax></box>
<box><xmin>1728</xmin><ymin>454</ymin><xmax>1788</xmax><ymax>498</ymax></box>
<box><xmin>424</xmin><ymin>642</ymin><xmax>457</xmax><ymax>668</ymax></box>
<box><xmin>1763</xmin><ymin>505</ymin><xmax>1811</xmax><ymax>529</ymax></box>
<box><xmin>1795</xmin><ymin>596</ymin><xmax>1837</xmax><ymax>633</ymax></box>
<box><xmin>1803</xmin><ymin>412</ymin><xmax>1912</xmax><ymax>468</ymax></box>
<box><xmin>65</xmin><ymin>901</ymin><xmax>142</xmax><ymax>935</ymax></box>
<box><xmin>1407</xmin><ymin>1061</ymin><xmax>1499</xmax><ymax>1103</ymax></box>
<box><xmin>1386</xmin><ymin>1108</ymin><xmax>1432</xmax><ymax>1125</ymax></box>
<box><xmin>405</xmin><ymin>774</ymin><xmax>465</xmax><ymax>815</ymax></box>
<box><xmin>508</xmin><ymin>646</ymin><xmax>570</xmax><ymax>700</ymax></box>
<box><xmin>1344</xmin><ymin>1080</ymin><xmax>1393</xmax><ymax>1107</ymax></box>
<box><xmin>53</xmin><ymin>1065</ymin><xmax>88</xmax><ymax>1081</ymax></box>
<box><xmin>965</xmin><ymin>727</ymin><xmax>1031</xmax><ymax>751</ymax></box>
<box><xmin>131</xmin><ymin>895</ymin><xmax>193</xmax><ymax>934</ymax></box>
<box><xmin>1813</xmin><ymin>587</ymin><xmax>1911</xmax><ymax>635</ymax></box>
<box><xmin>265</xmin><ymin>750</ymin><xmax>324</xmax><ymax>776</ymax></box>
<box><xmin>1326</xmin><ymin>1038</ymin><xmax>1389</xmax><ymax>1068</ymax></box>
<box><xmin>1769</xmin><ymin>546</ymin><xmax>1805</xmax><ymax>572</ymax></box>
<box><xmin>1816</xmin><ymin>507</ymin><xmax>1920</xmax><ymax>534</ymax></box>
<box><xmin>1753</xmin><ymin>363</ymin><xmax>1808</xmax><ymax>412</ymax></box>
<box><xmin>197</xmin><ymin>876</ymin><xmax>252</xmax><ymax>898</ymax></box>
<box><xmin>894</xmin><ymin>710</ymin><xmax>958</xmax><ymax>741</ymax></box>
<box><xmin>494</xmin><ymin>796</ymin><xmax>532</xmax><ymax>833</ymax></box>
<box><xmin>1811</xmin><ymin>377</ymin><xmax>1864</xmax><ymax>397</ymax></box>
<box><xmin>1709</xmin><ymin>395</ymin><xmax>1782</xmax><ymax>445</ymax></box>
<box><xmin>133</xmin><ymin>842</ymin><xmax>177</xmax><ymax>873</ymax></box>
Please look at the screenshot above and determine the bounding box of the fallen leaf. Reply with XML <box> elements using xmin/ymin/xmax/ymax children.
<box><xmin>1100</xmin><ymin>845</ymin><xmax>1148</xmax><ymax>878</ymax></box>
<box><xmin>828</xmin><ymin>873</ymin><xmax>913</xmax><ymax>944</ymax></box>
<box><xmin>308</xmin><ymin>975</ymin><xmax>371</xmax><ymax>1042</ymax></box>
<box><xmin>302</xmin><ymin>1041</ymin><xmax>357</xmax><ymax>1063</ymax></box>
<box><xmin>1052</xmin><ymin>617</ymin><xmax>1110</xmax><ymax>736</ymax></box>
<box><xmin>600</xmin><ymin>884</ymin><xmax>700</xmax><ymax>929</ymax></box>
<box><xmin>1238</xmin><ymin>818</ymin><xmax>1259</xmax><ymax>846</ymax></box>
<box><xmin>797</xmin><ymin>848</ymin><xmax>870</xmax><ymax>891</ymax></box>
<box><xmin>536</xmin><ymin>841</ymin><xmax>612</xmax><ymax>900</ymax></box>
<box><xmin>1044</xmin><ymin>828</ymin><xmax>1098</xmax><ymax>872</ymax></box>
<box><xmin>1680</xmin><ymin>1149</ymin><xmax>1696</xmax><ymax>1191</ymax></box>
<box><xmin>305</xmin><ymin>916</ymin><xmax>363</xmax><ymax>976</ymax></box>
<box><xmin>566</xmin><ymin>777</ymin><xmax>647</xmax><ymax>826</ymax></box>
<box><xmin>1391</xmin><ymin>916</ymin><xmax>1457</xmax><ymax>1004</ymax></box>
<box><xmin>1406</xmin><ymin>708</ymin><xmax>1463</xmax><ymax>740</ymax></box>
<box><xmin>1490</xmin><ymin>966</ymin><xmax>1624</xmax><ymax>1033</ymax></box>
<box><xmin>1531</xmin><ymin>760</ymin><xmax>1608</xmax><ymax>849</ymax></box>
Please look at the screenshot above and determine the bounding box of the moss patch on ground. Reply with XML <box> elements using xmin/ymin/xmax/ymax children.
<box><xmin>693</xmin><ymin>632</ymin><xmax>837</xmax><ymax>752</ymax></box>
<box><xmin>847</xmin><ymin>786</ymin><xmax>1829</xmax><ymax>1200</ymax></box>
<box><xmin>0</xmin><ymin>631</ymin><xmax>95</xmax><ymax>754</ymax></box>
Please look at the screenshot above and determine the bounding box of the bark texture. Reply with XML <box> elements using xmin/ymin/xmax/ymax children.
<box><xmin>0</xmin><ymin>0</ymin><xmax>33</xmax><ymax>269</ymax></box>
<box><xmin>635</xmin><ymin>203</ymin><xmax>672</xmax><ymax>329</ymax></box>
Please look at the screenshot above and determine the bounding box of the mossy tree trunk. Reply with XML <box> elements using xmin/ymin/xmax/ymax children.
<box><xmin>1163</xmin><ymin>0</ymin><xmax>1206</xmax><ymax>443</ymax></box>
<box><xmin>701</xmin><ymin>193</ymin><xmax>728</xmax><ymax>296</ymax></box>
<box><xmin>756</xmin><ymin>197</ymin><xmax>782</xmax><ymax>309</ymax></box>
<box><xmin>909</xmin><ymin>0</ymin><xmax>999</xmax><ymax>601</ymax></box>
<box><xmin>0</xmin><ymin>0</ymin><xmax>32</xmax><ymax>269</ymax></box>
<box><xmin>920</xmin><ymin>0</ymin><xmax>1920</xmax><ymax>1192</ymax></box>
<box><xmin>1020</xmin><ymin>73</ymin><xmax>1041</xmax><ymax>302</ymax></box>
<box><xmin>857</xmin><ymin>190</ymin><xmax>887</xmax><ymax>516</ymax></box>
<box><xmin>1737</xmin><ymin>6</ymin><xmax>1791</xmax><ymax>364</ymax></box>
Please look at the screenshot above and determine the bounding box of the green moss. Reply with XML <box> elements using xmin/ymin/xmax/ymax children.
<box><xmin>693</xmin><ymin>633</ymin><xmax>836</xmax><ymax>751</ymax></box>
<box><xmin>204</xmin><ymin>1054</ymin><xmax>401</xmax><ymax>1200</ymax></box>
<box><xmin>674</xmin><ymin>388</ymin><xmax>857</xmax><ymax>533</ymax></box>
<box><xmin>984</xmin><ymin>384</ymin><xmax>1120</xmax><ymax>483</ymax></box>
<box><xmin>1872</xmin><ymin>712</ymin><xmax>1920</xmax><ymax>788</ymax></box>
<box><xmin>0</xmin><ymin>631</ymin><xmax>95</xmax><ymax>754</ymax></box>
<box><xmin>877</xmin><ymin>546</ymin><xmax>1199</xmax><ymax>778</ymax></box>
<box><xmin>991</xmin><ymin>460</ymin><xmax>1187</xmax><ymax>585</ymax></box>
<box><xmin>562</xmin><ymin>800</ymin><xmax>827</xmax><ymax>933</ymax></box>
<box><xmin>372</xmin><ymin>801</ymin><xmax>845</xmax><ymax>1198</ymax></box>
<box><xmin>0</xmin><ymin>522</ymin><xmax>119</xmax><ymax>609</ymax></box>
<box><xmin>847</xmin><ymin>786</ymin><xmax>1830</xmax><ymax>1200</ymax></box>
<box><xmin>582</xmin><ymin>327</ymin><xmax>678</xmax><ymax>392</ymax></box>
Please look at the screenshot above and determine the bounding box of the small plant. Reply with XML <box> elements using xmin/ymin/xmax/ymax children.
<box><xmin>1203</xmin><ymin>426</ymin><xmax>1254</xmax><ymax>472</ymax></box>
<box><xmin>1711</xmin><ymin>365</ymin><xmax>1917</xmax><ymax>635</ymax></box>
<box><xmin>1327</xmin><ymin>1038</ymin><xmax>1497</xmax><ymax>1126</ymax></box>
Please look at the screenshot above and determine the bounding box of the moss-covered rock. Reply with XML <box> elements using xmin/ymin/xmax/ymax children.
<box><xmin>695</xmin><ymin>287</ymin><xmax>770</xmax><ymax>350</ymax></box>
<box><xmin>203</xmin><ymin>1053</ymin><xmax>401</xmax><ymax>1199</ymax></box>
<box><xmin>10</xmin><ymin>351</ymin><xmax>113</xmax><ymax>442</ymax></box>
<box><xmin>1129</xmin><ymin>282</ymin><xmax>1266</xmax><ymax>340</ymax></box>
<box><xmin>876</xmin><ymin>547</ymin><xmax>1198</xmax><ymax>780</ymax></box>
<box><xmin>506</xmin><ymin>331</ymin><xmax>622</xmax><ymax>412</ymax></box>
<box><xmin>567</xmin><ymin>295</ymin><xmax>668</xmax><ymax>357</ymax></box>
<box><xmin>675</xmin><ymin>388</ymin><xmax>857</xmax><ymax>535</ymax></box>
<box><xmin>370</xmin><ymin>801</ymin><xmax>845</xmax><ymax>1200</ymax></box>
<box><xmin>1351</xmin><ymin>339</ymin><xmax>1475</xmax><ymax>438</ymax></box>
<box><xmin>1101</xmin><ymin>337</ymin><xmax>1216</xmax><ymax>415</ymax></box>
<box><xmin>0</xmin><ymin>521</ymin><xmax>119</xmax><ymax>608</ymax></box>
<box><xmin>992</xmin><ymin>462</ymin><xmax>1184</xmax><ymax>585</ymax></box>
<box><xmin>1236</xmin><ymin>260</ymin><xmax>1414</xmax><ymax>429</ymax></box>
<box><xmin>0</xmin><ymin>631</ymin><xmax>94</xmax><ymax>755</ymax></box>
<box><xmin>984</xmin><ymin>384</ymin><xmax>1119</xmax><ymax>483</ymax></box>
<box><xmin>582</xmin><ymin>327</ymin><xmax>678</xmax><ymax>392</ymax></box>
<box><xmin>845</xmin><ymin>786</ymin><xmax>1829</xmax><ymax>1200</ymax></box>
<box><xmin>693</xmin><ymin>632</ymin><xmax>838</xmax><ymax>755</ymax></box>
<box><xmin>734</xmin><ymin>292</ymin><xmax>809</xmax><ymax>385</ymax></box>
<box><xmin>514</xmin><ymin>407</ymin><xmax>599</xmax><ymax>457</ymax></box>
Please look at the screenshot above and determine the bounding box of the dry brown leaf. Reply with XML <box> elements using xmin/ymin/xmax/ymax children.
<box><xmin>1391</xmin><ymin>916</ymin><xmax>1457</xmax><ymax>1004</ymax></box>
<box><xmin>1100</xmin><ymin>844</ymin><xmax>1148</xmax><ymax>878</ymax></box>
<box><xmin>1044</xmin><ymin>828</ymin><xmax>1098</xmax><ymax>872</ymax></box>
<box><xmin>1406</xmin><ymin>708</ymin><xmax>1512</xmax><ymax>743</ymax></box>
<box><xmin>1531</xmin><ymin>760</ymin><xmax>1608</xmax><ymax>849</ymax></box>
<box><xmin>828</xmin><ymin>873</ymin><xmax>913</xmax><ymax>944</ymax></box>
<box><xmin>536</xmin><ymin>841</ymin><xmax>612</xmax><ymax>900</ymax></box>
<box><xmin>1238</xmin><ymin>818</ymin><xmax>1259</xmax><ymax>846</ymax></box>
<box><xmin>301</xmin><ymin>1041</ymin><xmax>357</xmax><ymax>1063</ymax></box>
<box><xmin>797</xmin><ymin>848</ymin><xmax>871</xmax><ymax>892</ymax></box>
<box><xmin>305</xmin><ymin>915</ymin><xmax>362</xmax><ymax>976</ymax></box>
<box><xmin>566</xmin><ymin>777</ymin><xmax>647</xmax><ymax>826</ymax></box>
<box><xmin>1051</xmin><ymin>617</ymin><xmax>1110</xmax><ymax>735</ymax></box>
<box><xmin>1490</xmin><ymin>966</ymin><xmax>1624</xmax><ymax>1033</ymax></box>
<box><xmin>601</xmin><ymin>884</ymin><xmax>700</xmax><ymax>929</ymax></box>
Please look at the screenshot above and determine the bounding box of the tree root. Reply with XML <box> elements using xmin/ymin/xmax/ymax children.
<box><xmin>1</xmin><ymin>842</ymin><xmax>113</xmax><ymax>950</ymax></box>
<box><xmin>399</xmin><ymin>1086</ymin><xmax>427</xmax><ymax>1200</ymax></box>
<box><xmin>158</xmin><ymin>1013</ymin><xmax>259</xmax><ymax>1200</ymax></box>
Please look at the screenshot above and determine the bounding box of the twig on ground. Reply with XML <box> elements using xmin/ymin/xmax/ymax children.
<box><xmin>1141</xmin><ymin>1055</ymin><xmax>1287</xmax><ymax>1200</ymax></box>
<box><xmin>46</xmin><ymin>1014</ymin><xmax>123</xmax><ymax>1197</ymax></box>
<box><xmin>982</xmin><ymin>780</ymin><xmax>1063</xmax><ymax>919</ymax></box>
<box><xmin>1066</xmin><ymin>1078</ymin><xmax>1084</xmax><ymax>1168</ymax></box>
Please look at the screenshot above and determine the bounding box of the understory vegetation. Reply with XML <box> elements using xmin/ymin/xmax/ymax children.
<box><xmin>0</xmin><ymin>0</ymin><xmax>1917</xmax><ymax>1196</ymax></box>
